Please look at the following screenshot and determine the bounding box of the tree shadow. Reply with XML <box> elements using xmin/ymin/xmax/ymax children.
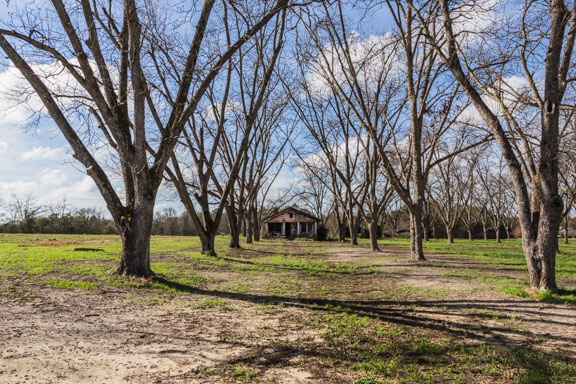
<box><xmin>152</xmin><ymin>277</ymin><xmax>576</xmax><ymax>347</ymax></box>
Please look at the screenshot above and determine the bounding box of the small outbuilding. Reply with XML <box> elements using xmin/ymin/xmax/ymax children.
<box><xmin>262</xmin><ymin>207</ymin><xmax>319</xmax><ymax>239</ymax></box>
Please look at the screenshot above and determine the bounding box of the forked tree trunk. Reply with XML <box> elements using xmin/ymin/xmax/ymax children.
<box><xmin>521</xmin><ymin>184</ymin><xmax>562</xmax><ymax>292</ymax></box>
<box><xmin>199</xmin><ymin>230</ymin><xmax>216</xmax><ymax>256</ymax></box>
<box><xmin>117</xmin><ymin>199</ymin><xmax>155</xmax><ymax>277</ymax></box>
<box><xmin>524</xmin><ymin>240</ymin><xmax>558</xmax><ymax>292</ymax></box>
<box><xmin>495</xmin><ymin>226</ymin><xmax>501</xmax><ymax>243</ymax></box>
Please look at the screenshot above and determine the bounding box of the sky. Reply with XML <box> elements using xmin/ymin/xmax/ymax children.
<box><xmin>0</xmin><ymin>1</ymin><xmax>395</xmax><ymax>218</ymax></box>
<box><xmin>0</xmin><ymin>0</ymin><xmax>503</xmax><ymax>218</ymax></box>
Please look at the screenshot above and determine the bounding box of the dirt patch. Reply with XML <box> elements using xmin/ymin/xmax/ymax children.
<box><xmin>0</xmin><ymin>284</ymin><xmax>320</xmax><ymax>384</ymax></box>
<box><xmin>1</xmin><ymin>240</ymin><xmax>575</xmax><ymax>383</ymax></box>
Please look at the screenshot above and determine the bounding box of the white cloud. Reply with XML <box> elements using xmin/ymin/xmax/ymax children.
<box><xmin>39</xmin><ymin>169</ymin><xmax>67</xmax><ymax>187</ymax></box>
<box><xmin>457</xmin><ymin>75</ymin><xmax>541</xmax><ymax>127</ymax></box>
<box><xmin>306</xmin><ymin>32</ymin><xmax>402</xmax><ymax>97</ymax></box>
<box><xmin>21</xmin><ymin>146</ymin><xmax>67</xmax><ymax>161</ymax></box>
<box><xmin>0</xmin><ymin>142</ymin><xmax>9</xmax><ymax>154</ymax></box>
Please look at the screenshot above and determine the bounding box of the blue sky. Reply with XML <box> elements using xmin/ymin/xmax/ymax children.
<box><xmin>0</xmin><ymin>1</ymin><xmax>393</xmax><ymax>216</ymax></box>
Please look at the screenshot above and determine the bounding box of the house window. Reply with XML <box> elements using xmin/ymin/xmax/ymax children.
<box><xmin>268</xmin><ymin>222</ymin><xmax>282</xmax><ymax>233</ymax></box>
<box><xmin>301</xmin><ymin>222</ymin><xmax>313</xmax><ymax>233</ymax></box>
<box><xmin>288</xmin><ymin>212</ymin><xmax>293</xmax><ymax>219</ymax></box>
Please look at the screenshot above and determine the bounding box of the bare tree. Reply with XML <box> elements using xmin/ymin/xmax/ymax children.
<box><xmin>411</xmin><ymin>0</ymin><xmax>576</xmax><ymax>291</ymax></box>
<box><xmin>477</xmin><ymin>152</ymin><xmax>515</xmax><ymax>243</ymax></box>
<box><xmin>166</xmin><ymin>7</ymin><xmax>288</xmax><ymax>255</ymax></box>
<box><xmin>428</xmin><ymin>148</ymin><xmax>465</xmax><ymax>244</ymax></box>
<box><xmin>0</xmin><ymin>0</ymin><xmax>293</xmax><ymax>276</ymax></box>
<box><xmin>559</xmin><ymin>134</ymin><xmax>576</xmax><ymax>244</ymax></box>
<box><xmin>457</xmin><ymin>148</ymin><xmax>484</xmax><ymax>241</ymax></box>
<box><xmin>297</xmin><ymin>1</ymin><xmax>475</xmax><ymax>259</ymax></box>
<box><xmin>295</xmin><ymin>165</ymin><xmax>331</xmax><ymax>224</ymax></box>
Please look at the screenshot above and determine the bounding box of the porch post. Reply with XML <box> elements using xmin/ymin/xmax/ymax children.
<box><xmin>282</xmin><ymin>222</ymin><xmax>285</xmax><ymax>237</ymax></box>
<box><xmin>297</xmin><ymin>221</ymin><xmax>300</xmax><ymax>236</ymax></box>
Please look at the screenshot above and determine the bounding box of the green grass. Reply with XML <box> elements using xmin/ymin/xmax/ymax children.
<box><xmin>232</xmin><ymin>363</ymin><xmax>258</xmax><ymax>382</ymax></box>
<box><xmin>1</xmin><ymin>233</ymin><xmax>576</xmax><ymax>383</ymax></box>
<box><xmin>45</xmin><ymin>278</ymin><xmax>99</xmax><ymax>290</ymax></box>
<box><xmin>378</xmin><ymin>237</ymin><xmax>576</xmax><ymax>305</ymax></box>
<box><xmin>304</xmin><ymin>310</ymin><xmax>576</xmax><ymax>383</ymax></box>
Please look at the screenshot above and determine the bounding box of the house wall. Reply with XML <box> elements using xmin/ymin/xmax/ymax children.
<box><xmin>265</xmin><ymin>212</ymin><xmax>316</xmax><ymax>224</ymax></box>
<box><xmin>263</xmin><ymin>210</ymin><xmax>318</xmax><ymax>238</ymax></box>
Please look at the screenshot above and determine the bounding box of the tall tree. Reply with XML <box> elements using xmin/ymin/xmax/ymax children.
<box><xmin>411</xmin><ymin>0</ymin><xmax>576</xmax><ymax>291</ymax></box>
<box><xmin>166</xmin><ymin>7</ymin><xmax>288</xmax><ymax>255</ymax></box>
<box><xmin>0</xmin><ymin>0</ymin><xmax>292</xmax><ymax>276</ymax></box>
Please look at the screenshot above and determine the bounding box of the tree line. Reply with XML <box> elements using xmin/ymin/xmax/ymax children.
<box><xmin>1</xmin><ymin>0</ymin><xmax>575</xmax><ymax>293</ymax></box>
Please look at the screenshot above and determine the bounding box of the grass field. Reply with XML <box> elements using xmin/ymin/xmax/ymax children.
<box><xmin>380</xmin><ymin>237</ymin><xmax>576</xmax><ymax>305</ymax></box>
<box><xmin>1</xmin><ymin>234</ymin><xmax>575</xmax><ymax>383</ymax></box>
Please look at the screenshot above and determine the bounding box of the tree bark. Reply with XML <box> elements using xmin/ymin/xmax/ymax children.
<box><xmin>446</xmin><ymin>226</ymin><xmax>454</xmax><ymax>244</ymax></box>
<box><xmin>227</xmin><ymin>206</ymin><xmax>241</xmax><ymax>248</ymax></box>
<box><xmin>565</xmin><ymin>215</ymin><xmax>570</xmax><ymax>244</ymax></box>
<box><xmin>410</xmin><ymin>211</ymin><xmax>426</xmax><ymax>261</ymax></box>
<box><xmin>116</xmin><ymin>198</ymin><xmax>154</xmax><ymax>277</ymax></box>
<box><xmin>252</xmin><ymin>208</ymin><xmax>260</xmax><ymax>241</ymax></box>
<box><xmin>350</xmin><ymin>218</ymin><xmax>359</xmax><ymax>246</ymax></box>
<box><xmin>198</xmin><ymin>230</ymin><xmax>216</xmax><ymax>256</ymax></box>
<box><xmin>246</xmin><ymin>216</ymin><xmax>253</xmax><ymax>244</ymax></box>
<box><xmin>369</xmin><ymin>218</ymin><xmax>380</xmax><ymax>251</ymax></box>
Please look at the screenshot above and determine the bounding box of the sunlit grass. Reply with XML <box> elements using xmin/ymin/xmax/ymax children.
<box><xmin>378</xmin><ymin>237</ymin><xmax>576</xmax><ymax>305</ymax></box>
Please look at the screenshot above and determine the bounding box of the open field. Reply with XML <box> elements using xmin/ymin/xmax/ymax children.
<box><xmin>1</xmin><ymin>234</ymin><xmax>575</xmax><ymax>384</ymax></box>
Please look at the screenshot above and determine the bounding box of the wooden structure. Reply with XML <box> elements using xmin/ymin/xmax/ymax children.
<box><xmin>262</xmin><ymin>207</ymin><xmax>319</xmax><ymax>239</ymax></box>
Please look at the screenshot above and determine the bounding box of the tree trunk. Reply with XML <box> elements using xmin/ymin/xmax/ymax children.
<box><xmin>350</xmin><ymin>219</ymin><xmax>359</xmax><ymax>246</ymax></box>
<box><xmin>482</xmin><ymin>223</ymin><xmax>488</xmax><ymax>240</ymax></box>
<box><xmin>252</xmin><ymin>208</ymin><xmax>260</xmax><ymax>242</ymax></box>
<box><xmin>565</xmin><ymin>215</ymin><xmax>569</xmax><ymax>244</ymax></box>
<box><xmin>369</xmin><ymin>219</ymin><xmax>380</xmax><ymax>251</ymax></box>
<box><xmin>339</xmin><ymin>224</ymin><xmax>346</xmax><ymax>242</ymax></box>
<box><xmin>446</xmin><ymin>226</ymin><xmax>454</xmax><ymax>244</ymax></box>
<box><xmin>524</xmin><ymin>240</ymin><xmax>558</xmax><ymax>292</ymax></box>
<box><xmin>520</xmin><ymin>193</ymin><xmax>561</xmax><ymax>292</ymax></box>
<box><xmin>226</xmin><ymin>206</ymin><xmax>241</xmax><ymax>248</ymax></box>
<box><xmin>116</xmin><ymin>200</ymin><xmax>154</xmax><ymax>277</ymax></box>
<box><xmin>468</xmin><ymin>229</ymin><xmax>473</xmax><ymax>241</ymax></box>
<box><xmin>198</xmin><ymin>230</ymin><xmax>216</xmax><ymax>256</ymax></box>
<box><xmin>410</xmin><ymin>211</ymin><xmax>426</xmax><ymax>261</ymax></box>
<box><xmin>246</xmin><ymin>216</ymin><xmax>253</xmax><ymax>244</ymax></box>
<box><xmin>423</xmin><ymin>225</ymin><xmax>430</xmax><ymax>241</ymax></box>
<box><xmin>495</xmin><ymin>224</ymin><xmax>501</xmax><ymax>243</ymax></box>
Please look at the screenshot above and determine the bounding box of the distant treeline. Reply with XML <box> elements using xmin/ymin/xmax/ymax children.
<box><xmin>0</xmin><ymin>208</ymin><xmax>118</xmax><ymax>235</ymax></box>
<box><xmin>0</xmin><ymin>197</ymin><xmax>232</xmax><ymax>236</ymax></box>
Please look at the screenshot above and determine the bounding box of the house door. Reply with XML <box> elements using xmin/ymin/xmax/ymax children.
<box><xmin>285</xmin><ymin>223</ymin><xmax>291</xmax><ymax>237</ymax></box>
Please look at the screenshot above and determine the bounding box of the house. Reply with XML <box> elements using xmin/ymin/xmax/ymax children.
<box><xmin>262</xmin><ymin>207</ymin><xmax>319</xmax><ymax>239</ymax></box>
